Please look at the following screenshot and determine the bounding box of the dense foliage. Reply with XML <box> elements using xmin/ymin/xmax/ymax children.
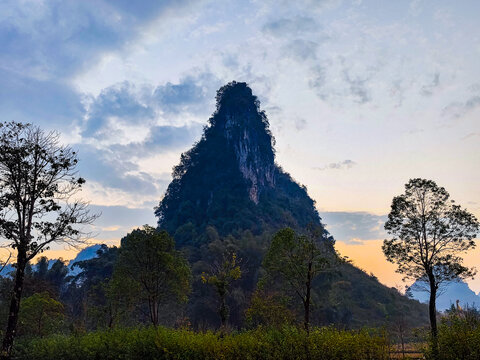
<box><xmin>114</xmin><ymin>226</ymin><xmax>191</xmax><ymax>326</ymax></box>
<box><xmin>149</xmin><ymin>82</ymin><xmax>429</xmax><ymax>330</ymax></box>
<box><xmin>263</xmin><ymin>227</ymin><xmax>336</xmax><ymax>331</ymax></box>
<box><xmin>13</xmin><ymin>326</ymin><xmax>390</xmax><ymax>360</ymax></box>
<box><xmin>420</xmin><ymin>305</ymin><xmax>480</xmax><ymax>359</ymax></box>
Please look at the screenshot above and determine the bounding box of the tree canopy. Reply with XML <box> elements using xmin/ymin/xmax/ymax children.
<box><xmin>114</xmin><ymin>226</ymin><xmax>191</xmax><ymax>326</ymax></box>
<box><xmin>0</xmin><ymin>121</ymin><xmax>96</xmax><ymax>358</ymax></box>
<box><xmin>382</xmin><ymin>178</ymin><xmax>479</xmax><ymax>342</ymax></box>
<box><xmin>263</xmin><ymin>227</ymin><xmax>337</xmax><ymax>332</ymax></box>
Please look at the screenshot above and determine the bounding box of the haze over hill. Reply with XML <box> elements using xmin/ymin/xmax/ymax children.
<box><xmin>410</xmin><ymin>279</ymin><xmax>480</xmax><ymax>312</ymax></box>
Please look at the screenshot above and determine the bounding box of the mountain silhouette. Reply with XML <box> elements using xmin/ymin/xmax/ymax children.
<box><xmin>156</xmin><ymin>81</ymin><xmax>324</xmax><ymax>245</ymax></box>
<box><xmin>410</xmin><ymin>279</ymin><xmax>480</xmax><ymax>311</ymax></box>
<box><xmin>155</xmin><ymin>81</ymin><xmax>429</xmax><ymax>329</ymax></box>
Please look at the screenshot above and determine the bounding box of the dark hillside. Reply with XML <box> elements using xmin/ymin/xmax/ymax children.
<box><xmin>155</xmin><ymin>82</ymin><xmax>323</xmax><ymax>245</ymax></box>
<box><xmin>155</xmin><ymin>81</ymin><xmax>429</xmax><ymax>329</ymax></box>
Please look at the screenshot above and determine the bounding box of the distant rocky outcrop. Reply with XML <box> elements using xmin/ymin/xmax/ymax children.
<box><xmin>409</xmin><ymin>279</ymin><xmax>480</xmax><ymax>311</ymax></box>
<box><xmin>68</xmin><ymin>244</ymin><xmax>103</xmax><ymax>275</ymax></box>
<box><xmin>0</xmin><ymin>244</ymin><xmax>104</xmax><ymax>278</ymax></box>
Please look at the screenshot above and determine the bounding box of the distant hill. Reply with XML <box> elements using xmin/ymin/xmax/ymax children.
<box><xmin>155</xmin><ymin>81</ymin><xmax>429</xmax><ymax>329</ymax></box>
<box><xmin>0</xmin><ymin>244</ymin><xmax>103</xmax><ymax>278</ymax></box>
<box><xmin>410</xmin><ymin>279</ymin><xmax>480</xmax><ymax>311</ymax></box>
<box><xmin>68</xmin><ymin>244</ymin><xmax>103</xmax><ymax>275</ymax></box>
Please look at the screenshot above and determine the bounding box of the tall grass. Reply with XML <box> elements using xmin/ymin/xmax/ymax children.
<box><xmin>13</xmin><ymin>326</ymin><xmax>390</xmax><ymax>360</ymax></box>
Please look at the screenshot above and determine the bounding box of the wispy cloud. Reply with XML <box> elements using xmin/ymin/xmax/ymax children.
<box><xmin>420</xmin><ymin>72</ymin><xmax>440</xmax><ymax>96</ymax></box>
<box><xmin>262</xmin><ymin>16</ymin><xmax>318</xmax><ymax>37</ymax></box>
<box><xmin>320</xmin><ymin>211</ymin><xmax>388</xmax><ymax>244</ymax></box>
<box><xmin>443</xmin><ymin>95</ymin><xmax>480</xmax><ymax>119</ymax></box>
<box><xmin>313</xmin><ymin>160</ymin><xmax>357</xmax><ymax>171</ymax></box>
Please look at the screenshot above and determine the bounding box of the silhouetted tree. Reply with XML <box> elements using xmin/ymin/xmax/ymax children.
<box><xmin>0</xmin><ymin>122</ymin><xmax>97</xmax><ymax>358</ymax></box>
<box><xmin>382</xmin><ymin>178</ymin><xmax>479</xmax><ymax>352</ymax></box>
<box><xmin>263</xmin><ymin>227</ymin><xmax>336</xmax><ymax>332</ymax></box>
<box><xmin>114</xmin><ymin>226</ymin><xmax>191</xmax><ymax>326</ymax></box>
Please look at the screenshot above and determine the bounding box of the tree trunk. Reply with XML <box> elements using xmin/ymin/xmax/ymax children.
<box><xmin>1</xmin><ymin>251</ymin><xmax>27</xmax><ymax>359</ymax></box>
<box><xmin>220</xmin><ymin>294</ymin><xmax>227</xmax><ymax>328</ymax></box>
<box><xmin>149</xmin><ymin>298</ymin><xmax>159</xmax><ymax>326</ymax></box>
<box><xmin>428</xmin><ymin>272</ymin><xmax>438</xmax><ymax>358</ymax></box>
<box><xmin>304</xmin><ymin>263</ymin><xmax>312</xmax><ymax>333</ymax></box>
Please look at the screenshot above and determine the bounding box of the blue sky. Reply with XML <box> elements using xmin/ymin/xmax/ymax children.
<box><xmin>1</xmin><ymin>0</ymin><xmax>479</xmax><ymax>290</ymax></box>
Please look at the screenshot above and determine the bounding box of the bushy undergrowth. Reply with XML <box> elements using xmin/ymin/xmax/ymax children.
<box><xmin>426</xmin><ymin>308</ymin><xmax>480</xmax><ymax>360</ymax></box>
<box><xmin>13</xmin><ymin>326</ymin><xmax>389</xmax><ymax>360</ymax></box>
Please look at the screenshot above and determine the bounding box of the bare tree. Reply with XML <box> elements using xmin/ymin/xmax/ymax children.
<box><xmin>0</xmin><ymin>122</ymin><xmax>97</xmax><ymax>358</ymax></box>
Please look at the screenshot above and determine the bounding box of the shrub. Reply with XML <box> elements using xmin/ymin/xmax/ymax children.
<box><xmin>424</xmin><ymin>306</ymin><xmax>480</xmax><ymax>360</ymax></box>
<box><xmin>13</xmin><ymin>326</ymin><xmax>390</xmax><ymax>360</ymax></box>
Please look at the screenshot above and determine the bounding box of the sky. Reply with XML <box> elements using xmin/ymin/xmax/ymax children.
<box><xmin>1</xmin><ymin>0</ymin><xmax>479</xmax><ymax>291</ymax></box>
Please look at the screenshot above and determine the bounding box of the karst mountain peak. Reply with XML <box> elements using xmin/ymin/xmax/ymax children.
<box><xmin>209</xmin><ymin>82</ymin><xmax>276</xmax><ymax>203</ymax></box>
<box><xmin>155</xmin><ymin>81</ymin><xmax>324</xmax><ymax>244</ymax></box>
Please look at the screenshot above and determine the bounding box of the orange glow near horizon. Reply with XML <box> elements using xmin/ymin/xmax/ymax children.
<box><xmin>3</xmin><ymin>236</ymin><xmax>479</xmax><ymax>297</ymax></box>
<box><xmin>335</xmin><ymin>239</ymin><xmax>480</xmax><ymax>294</ymax></box>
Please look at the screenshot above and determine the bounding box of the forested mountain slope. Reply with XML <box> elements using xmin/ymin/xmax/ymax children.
<box><xmin>155</xmin><ymin>82</ymin><xmax>429</xmax><ymax>329</ymax></box>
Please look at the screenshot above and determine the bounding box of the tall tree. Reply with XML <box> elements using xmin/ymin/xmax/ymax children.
<box><xmin>263</xmin><ymin>227</ymin><xmax>336</xmax><ymax>332</ymax></box>
<box><xmin>201</xmin><ymin>251</ymin><xmax>241</xmax><ymax>330</ymax></box>
<box><xmin>114</xmin><ymin>226</ymin><xmax>191</xmax><ymax>326</ymax></box>
<box><xmin>0</xmin><ymin>122</ymin><xmax>96</xmax><ymax>358</ymax></box>
<box><xmin>382</xmin><ymin>178</ymin><xmax>479</xmax><ymax>346</ymax></box>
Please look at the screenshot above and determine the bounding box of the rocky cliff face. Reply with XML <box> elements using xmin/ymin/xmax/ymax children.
<box><xmin>214</xmin><ymin>84</ymin><xmax>276</xmax><ymax>203</ymax></box>
<box><xmin>156</xmin><ymin>81</ymin><xmax>322</xmax><ymax>243</ymax></box>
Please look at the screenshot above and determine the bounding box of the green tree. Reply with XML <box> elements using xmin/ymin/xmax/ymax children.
<box><xmin>0</xmin><ymin>122</ymin><xmax>96</xmax><ymax>358</ymax></box>
<box><xmin>18</xmin><ymin>292</ymin><xmax>64</xmax><ymax>337</ymax></box>
<box><xmin>201</xmin><ymin>251</ymin><xmax>241</xmax><ymax>330</ymax></box>
<box><xmin>382</xmin><ymin>178</ymin><xmax>479</xmax><ymax>346</ymax></box>
<box><xmin>245</xmin><ymin>287</ymin><xmax>294</xmax><ymax>328</ymax></box>
<box><xmin>114</xmin><ymin>226</ymin><xmax>191</xmax><ymax>326</ymax></box>
<box><xmin>263</xmin><ymin>227</ymin><xmax>336</xmax><ymax>332</ymax></box>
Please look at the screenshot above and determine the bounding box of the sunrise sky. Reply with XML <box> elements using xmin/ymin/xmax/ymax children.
<box><xmin>1</xmin><ymin>0</ymin><xmax>479</xmax><ymax>291</ymax></box>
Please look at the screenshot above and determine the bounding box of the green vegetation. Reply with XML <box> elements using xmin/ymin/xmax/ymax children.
<box><xmin>422</xmin><ymin>305</ymin><xmax>480</xmax><ymax>360</ymax></box>
<box><xmin>18</xmin><ymin>292</ymin><xmax>64</xmax><ymax>338</ymax></box>
<box><xmin>263</xmin><ymin>227</ymin><xmax>338</xmax><ymax>332</ymax></box>
<box><xmin>13</xmin><ymin>326</ymin><xmax>390</xmax><ymax>360</ymax></box>
<box><xmin>201</xmin><ymin>252</ymin><xmax>241</xmax><ymax>329</ymax></box>
<box><xmin>6</xmin><ymin>86</ymin><xmax>472</xmax><ymax>358</ymax></box>
<box><xmin>114</xmin><ymin>226</ymin><xmax>192</xmax><ymax>326</ymax></box>
<box><xmin>149</xmin><ymin>82</ymin><xmax>430</xmax><ymax>330</ymax></box>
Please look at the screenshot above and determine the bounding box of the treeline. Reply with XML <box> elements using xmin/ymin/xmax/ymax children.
<box><xmin>0</xmin><ymin>224</ymin><xmax>427</xmax><ymax>338</ymax></box>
